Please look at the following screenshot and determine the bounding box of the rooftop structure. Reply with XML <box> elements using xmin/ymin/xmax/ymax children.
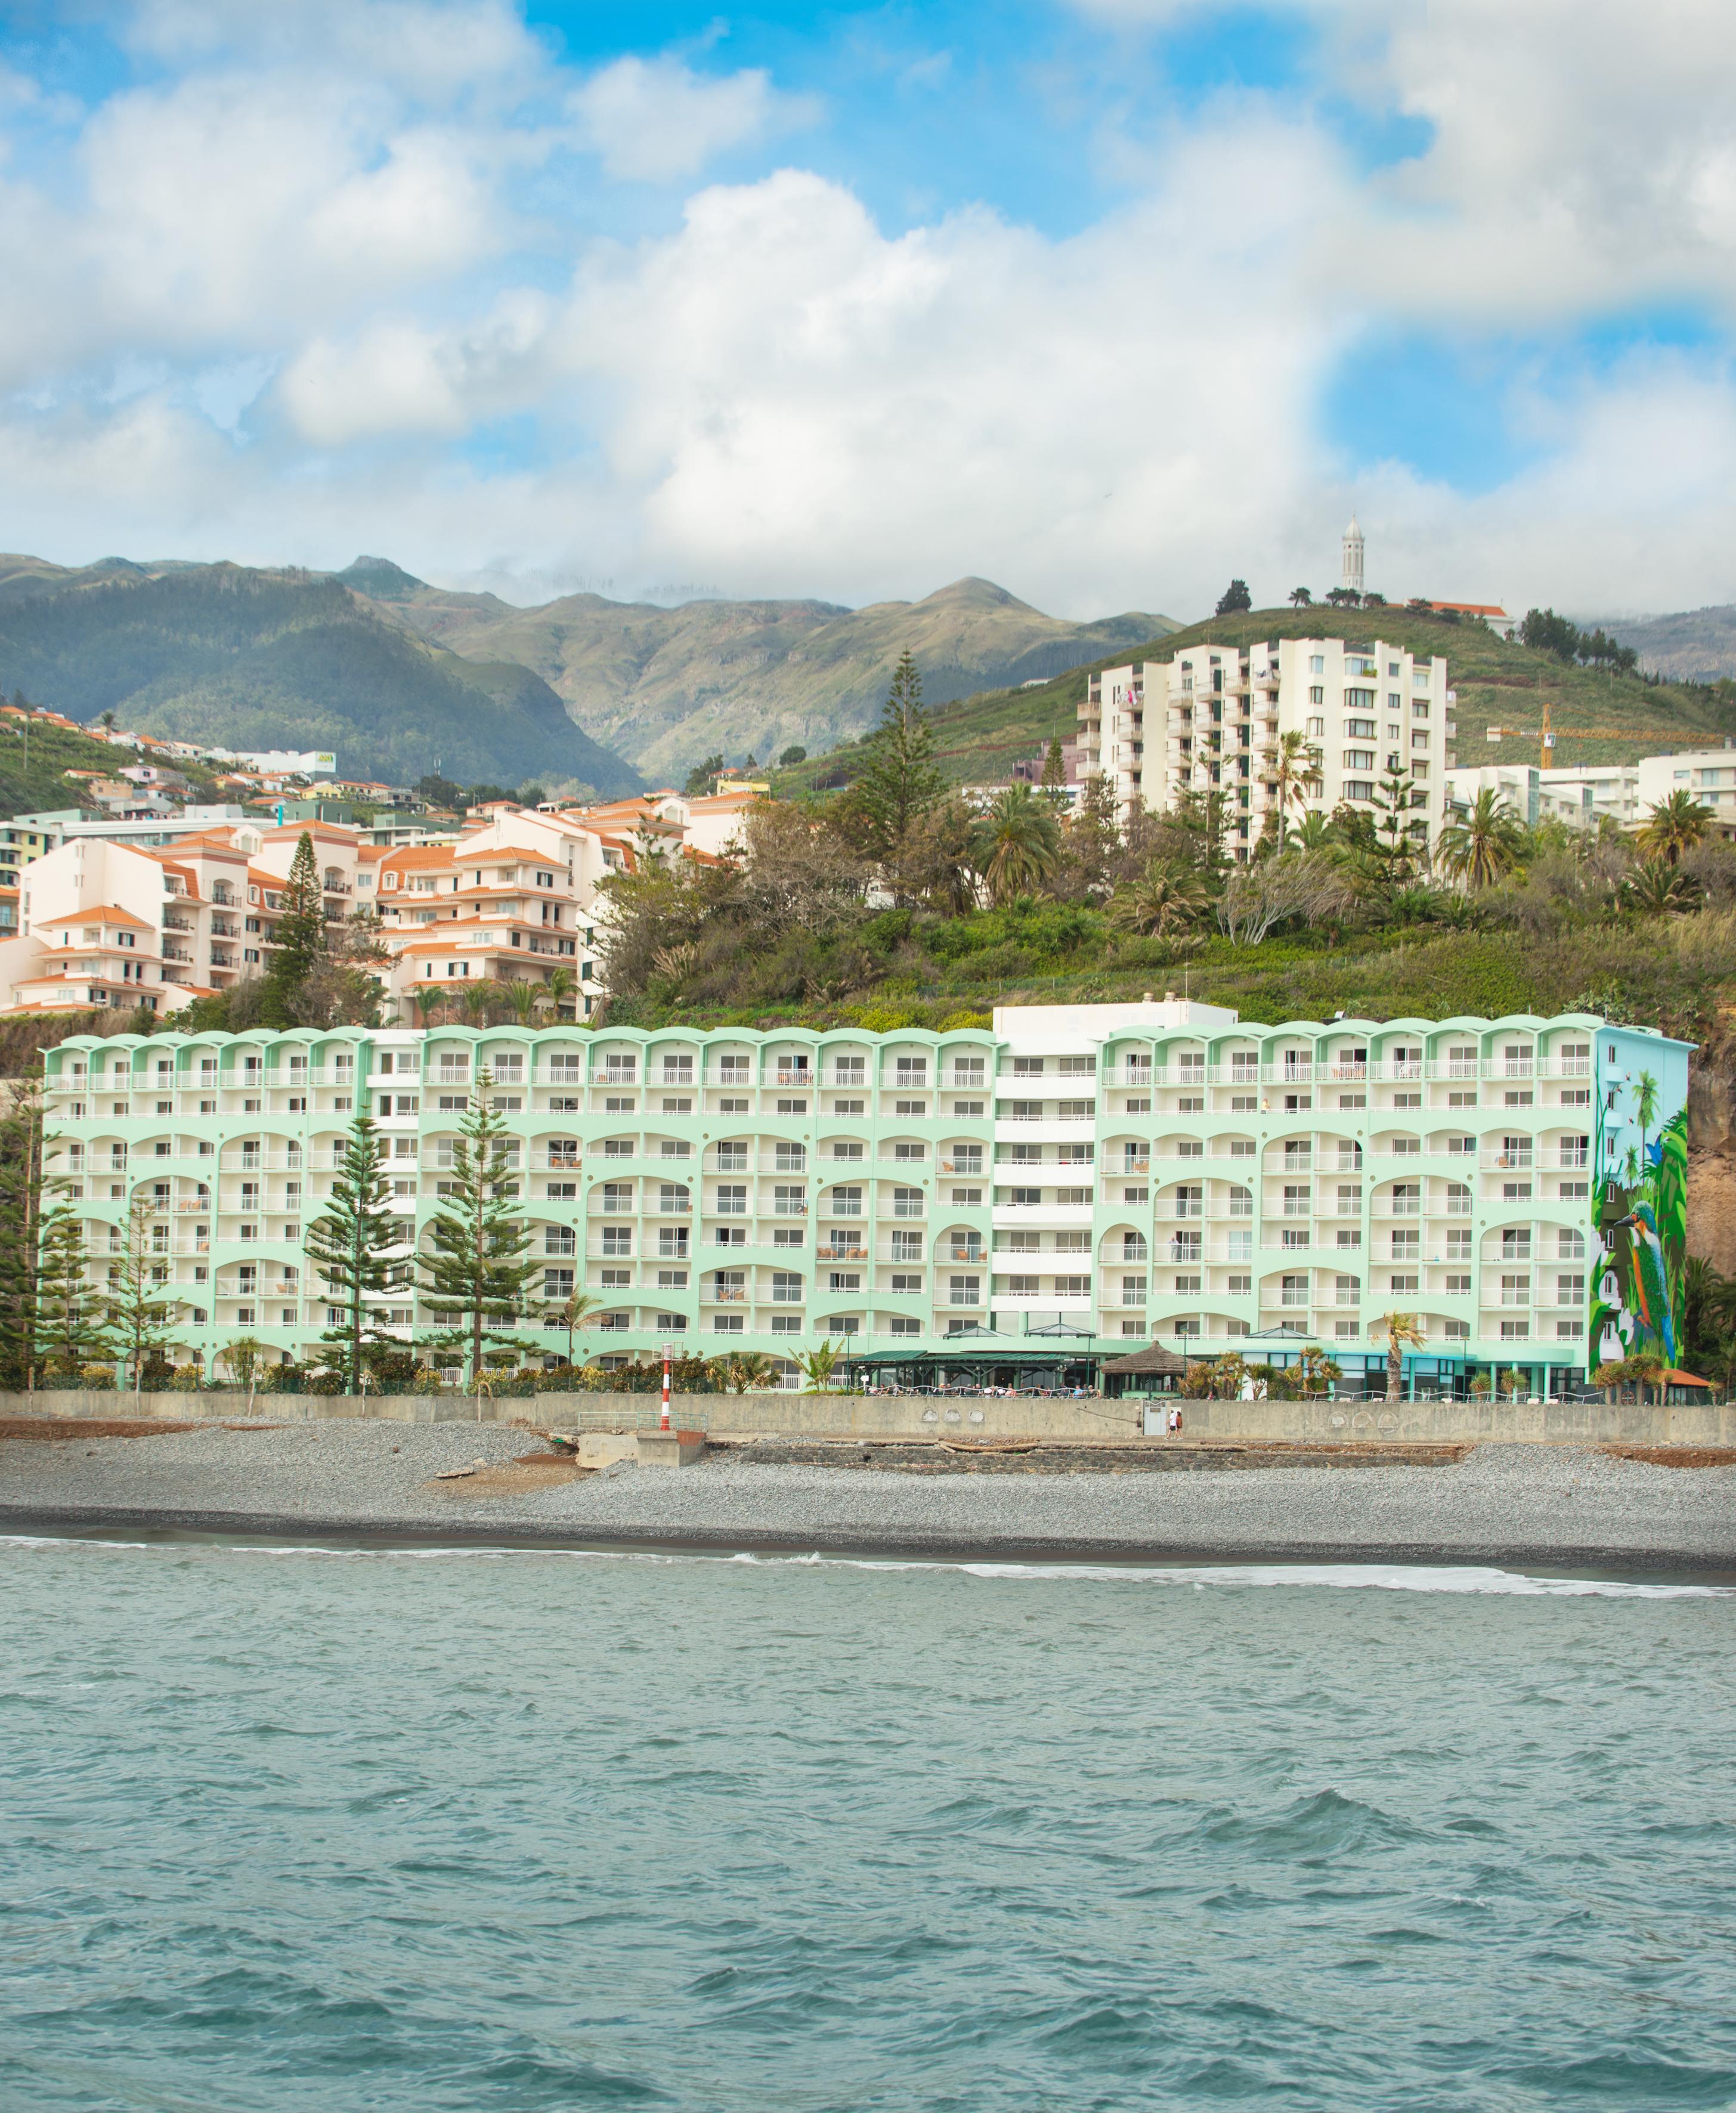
<box><xmin>39</xmin><ymin>1002</ymin><xmax>1692</xmax><ymax>1396</ymax></box>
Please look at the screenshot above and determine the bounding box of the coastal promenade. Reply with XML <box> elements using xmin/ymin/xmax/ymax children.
<box><xmin>2</xmin><ymin>1420</ymin><xmax>1733</xmax><ymax>1573</ymax></box>
<box><xmin>4</xmin><ymin>1386</ymin><xmax>1733</xmax><ymax>1447</ymax></box>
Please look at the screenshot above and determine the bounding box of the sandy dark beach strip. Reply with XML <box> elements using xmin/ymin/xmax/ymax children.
<box><xmin>2</xmin><ymin>1421</ymin><xmax>1735</xmax><ymax>1574</ymax></box>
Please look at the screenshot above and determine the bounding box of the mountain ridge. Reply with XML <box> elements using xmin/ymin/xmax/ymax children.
<box><xmin>0</xmin><ymin>562</ymin><xmax>642</xmax><ymax>797</ymax></box>
<box><xmin>342</xmin><ymin>564</ymin><xmax>1175</xmax><ymax>775</ymax></box>
<box><xmin>0</xmin><ymin>549</ymin><xmax>1176</xmax><ymax>778</ymax></box>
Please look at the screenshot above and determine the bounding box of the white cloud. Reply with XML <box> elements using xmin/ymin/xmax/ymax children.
<box><xmin>3</xmin><ymin>0</ymin><xmax>1736</xmax><ymax>632</ymax></box>
<box><xmin>567</xmin><ymin>56</ymin><xmax>819</xmax><ymax>183</ymax></box>
<box><xmin>125</xmin><ymin>0</ymin><xmax>544</xmax><ymax>103</ymax></box>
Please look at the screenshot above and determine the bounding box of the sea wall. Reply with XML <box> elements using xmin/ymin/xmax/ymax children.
<box><xmin>7</xmin><ymin>1389</ymin><xmax>1735</xmax><ymax>1447</ymax></box>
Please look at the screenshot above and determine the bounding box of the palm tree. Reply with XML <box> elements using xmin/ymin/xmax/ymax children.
<box><xmin>555</xmin><ymin>1288</ymin><xmax>602</xmax><ymax>1370</ymax></box>
<box><xmin>721</xmin><ymin>1350</ymin><xmax>777</xmax><ymax>1394</ymax></box>
<box><xmin>1635</xmin><ymin>1069</ymin><xmax>1660</xmax><ymax>1171</ymax></box>
<box><xmin>502</xmin><ymin>978</ymin><xmax>539</xmax><ymax>1026</ymax></box>
<box><xmin>1260</xmin><ymin>729</ymin><xmax>1323</xmax><ymax>840</ymax></box>
<box><xmin>1623</xmin><ymin>859</ymin><xmax>1692</xmax><ymax>914</ymax></box>
<box><xmin>795</xmin><ymin>1339</ymin><xmax>841</xmax><ymax>1392</ymax></box>
<box><xmin>412</xmin><ymin>985</ymin><xmax>445</xmax><ymax>1029</ymax></box>
<box><xmin>459</xmin><ymin>978</ymin><xmax>497</xmax><ymax>1026</ymax></box>
<box><xmin>974</xmin><ymin>784</ymin><xmax>1062</xmax><ymax>905</ymax></box>
<box><xmin>1109</xmin><ymin>859</ymin><xmax>1212</xmax><ymax>937</ymax></box>
<box><xmin>1285</xmin><ymin>809</ymin><xmax>1336</xmax><ymax>854</ymax></box>
<box><xmin>536</xmin><ymin>966</ymin><xmax>577</xmax><ymax>1021</ymax></box>
<box><xmin>1436</xmin><ymin>788</ymin><xmax>1523</xmax><ymax>889</ymax></box>
<box><xmin>1375</xmin><ymin>1311</ymin><xmax>1426</xmax><ymax>1403</ymax></box>
<box><xmin>1636</xmin><ymin>789</ymin><xmax>1712</xmax><ymax>867</ymax></box>
<box><xmin>1289</xmin><ymin>587</ymin><xmax>1313</xmax><ymax>607</ymax></box>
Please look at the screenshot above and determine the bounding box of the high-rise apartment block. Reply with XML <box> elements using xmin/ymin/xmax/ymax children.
<box><xmin>1077</xmin><ymin>638</ymin><xmax>1456</xmax><ymax>852</ymax></box>
<box><xmin>39</xmin><ymin>999</ymin><xmax>1689</xmax><ymax>1396</ymax></box>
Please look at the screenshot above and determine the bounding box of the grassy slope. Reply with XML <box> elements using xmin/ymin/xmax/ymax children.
<box><xmin>0</xmin><ymin>568</ymin><xmax>643</xmax><ymax>795</ymax></box>
<box><xmin>774</xmin><ymin>604</ymin><xmax>1736</xmax><ymax>798</ymax></box>
<box><xmin>0</xmin><ymin>714</ymin><xmax>222</xmax><ymax>819</ymax></box>
<box><xmin>611</xmin><ymin>907</ymin><xmax>1731</xmax><ymax>1049</ymax></box>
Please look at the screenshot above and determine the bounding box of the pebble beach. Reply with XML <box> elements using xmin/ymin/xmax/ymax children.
<box><xmin>1</xmin><ymin>1419</ymin><xmax>1734</xmax><ymax>1572</ymax></box>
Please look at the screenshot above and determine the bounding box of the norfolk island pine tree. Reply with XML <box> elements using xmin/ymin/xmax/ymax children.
<box><xmin>305</xmin><ymin>1111</ymin><xmax>401</xmax><ymax>1393</ymax></box>
<box><xmin>416</xmin><ymin>1069</ymin><xmax>540</xmax><ymax>1389</ymax></box>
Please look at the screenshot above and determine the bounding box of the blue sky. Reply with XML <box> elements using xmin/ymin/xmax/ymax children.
<box><xmin>0</xmin><ymin>0</ymin><xmax>1732</xmax><ymax>618</ymax></box>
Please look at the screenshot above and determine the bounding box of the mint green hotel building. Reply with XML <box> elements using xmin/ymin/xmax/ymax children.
<box><xmin>39</xmin><ymin>998</ymin><xmax>1692</xmax><ymax>1396</ymax></box>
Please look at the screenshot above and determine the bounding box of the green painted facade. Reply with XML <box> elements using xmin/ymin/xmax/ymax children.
<box><xmin>38</xmin><ymin>1001</ymin><xmax>1692</xmax><ymax>1387</ymax></box>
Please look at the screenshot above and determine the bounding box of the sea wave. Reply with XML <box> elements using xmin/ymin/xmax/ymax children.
<box><xmin>2</xmin><ymin>1533</ymin><xmax>1727</xmax><ymax>1595</ymax></box>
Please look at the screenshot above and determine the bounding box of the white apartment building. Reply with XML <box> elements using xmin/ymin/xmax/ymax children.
<box><xmin>1078</xmin><ymin>637</ymin><xmax>1456</xmax><ymax>856</ymax></box>
<box><xmin>1638</xmin><ymin>747</ymin><xmax>1736</xmax><ymax>838</ymax></box>
<box><xmin>1444</xmin><ymin>765</ymin><xmax>1541</xmax><ymax>828</ymax></box>
<box><xmin>0</xmin><ymin>803</ymin><xmax>629</xmax><ymax>1019</ymax></box>
<box><xmin>1539</xmin><ymin>765</ymin><xmax>1639</xmax><ymax>830</ymax></box>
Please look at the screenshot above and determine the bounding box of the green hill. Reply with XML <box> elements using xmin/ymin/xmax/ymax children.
<box><xmin>778</xmin><ymin>602</ymin><xmax>1736</xmax><ymax>796</ymax></box>
<box><xmin>0</xmin><ymin>564</ymin><xmax>643</xmax><ymax>796</ymax></box>
<box><xmin>359</xmin><ymin>569</ymin><xmax>1177</xmax><ymax>781</ymax></box>
<box><xmin>0</xmin><ymin>711</ymin><xmax>222</xmax><ymax>821</ymax></box>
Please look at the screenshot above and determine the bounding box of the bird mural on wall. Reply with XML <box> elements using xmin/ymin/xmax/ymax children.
<box><xmin>1613</xmin><ymin>1199</ymin><xmax>1676</xmax><ymax>1366</ymax></box>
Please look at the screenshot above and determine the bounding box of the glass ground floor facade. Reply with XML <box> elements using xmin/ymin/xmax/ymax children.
<box><xmin>39</xmin><ymin>1000</ymin><xmax>1691</xmax><ymax>1389</ymax></box>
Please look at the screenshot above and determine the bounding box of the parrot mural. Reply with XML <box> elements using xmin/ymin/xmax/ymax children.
<box><xmin>1591</xmin><ymin>1106</ymin><xmax>1688</xmax><ymax>1369</ymax></box>
<box><xmin>1610</xmin><ymin>1199</ymin><xmax>1676</xmax><ymax>1366</ymax></box>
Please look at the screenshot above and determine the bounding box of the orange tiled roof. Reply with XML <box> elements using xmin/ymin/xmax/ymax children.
<box><xmin>56</xmin><ymin>904</ymin><xmax>154</xmax><ymax>929</ymax></box>
<box><xmin>381</xmin><ymin>845</ymin><xmax>458</xmax><ymax>871</ymax></box>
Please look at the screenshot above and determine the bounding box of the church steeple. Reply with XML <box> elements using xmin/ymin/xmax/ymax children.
<box><xmin>1341</xmin><ymin>513</ymin><xmax>1365</xmax><ymax>596</ymax></box>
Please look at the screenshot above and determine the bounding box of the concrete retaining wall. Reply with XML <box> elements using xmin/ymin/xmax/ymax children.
<box><xmin>7</xmin><ymin>1388</ymin><xmax>1735</xmax><ymax>1447</ymax></box>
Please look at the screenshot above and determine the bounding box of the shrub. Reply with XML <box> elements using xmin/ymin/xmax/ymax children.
<box><xmin>168</xmin><ymin>1366</ymin><xmax>205</xmax><ymax>1391</ymax></box>
<box><xmin>78</xmin><ymin>1364</ymin><xmax>116</xmax><ymax>1390</ymax></box>
<box><xmin>410</xmin><ymin>1366</ymin><xmax>445</xmax><ymax>1395</ymax></box>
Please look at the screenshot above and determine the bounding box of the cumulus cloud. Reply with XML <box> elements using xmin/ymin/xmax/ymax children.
<box><xmin>567</xmin><ymin>56</ymin><xmax>819</xmax><ymax>182</ymax></box>
<box><xmin>2</xmin><ymin>0</ymin><xmax>1736</xmax><ymax>625</ymax></box>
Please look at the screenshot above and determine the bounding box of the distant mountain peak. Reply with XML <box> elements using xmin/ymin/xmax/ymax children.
<box><xmin>918</xmin><ymin>576</ymin><xmax>1035</xmax><ymax>613</ymax></box>
<box><xmin>336</xmin><ymin>555</ymin><xmax>427</xmax><ymax>601</ymax></box>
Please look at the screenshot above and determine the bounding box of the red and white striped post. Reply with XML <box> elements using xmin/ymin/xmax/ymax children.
<box><xmin>660</xmin><ymin>1340</ymin><xmax>673</xmax><ymax>1431</ymax></box>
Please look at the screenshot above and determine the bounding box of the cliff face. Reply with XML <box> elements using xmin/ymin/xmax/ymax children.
<box><xmin>1685</xmin><ymin>1016</ymin><xmax>1736</xmax><ymax>1271</ymax></box>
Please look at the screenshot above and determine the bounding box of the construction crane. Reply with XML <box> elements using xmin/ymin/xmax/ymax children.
<box><xmin>1483</xmin><ymin>698</ymin><xmax>1672</xmax><ymax>772</ymax></box>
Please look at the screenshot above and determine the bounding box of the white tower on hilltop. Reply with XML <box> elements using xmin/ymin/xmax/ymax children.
<box><xmin>1341</xmin><ymin>513</ymin><xmax>1365</xmax><ymax>596</ymax></box>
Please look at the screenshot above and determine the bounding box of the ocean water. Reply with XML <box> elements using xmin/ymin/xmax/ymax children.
<box><xmin>2</xmin><ymin>1539</ymin><xmax>1734</xmax><ymax>2112</ymax></box>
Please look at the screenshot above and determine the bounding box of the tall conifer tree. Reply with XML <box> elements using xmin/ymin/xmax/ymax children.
<box><xmin>844</xmin><ymin>650</ymin><xmax>945</xmax><ymax>868</ymax></box>
<box><xmin>0</xmin><ymin>1065</ymin><xmax>50</xmax><ymax>1390</ymax></box>
<box><xmin>35</xmin><ymin>1202</ymin><xmax>104</xmax><ymax>1377</ymax></box>
<box><xmin>261</xmin><ymin>832</ymin><xmax>328</xmax><ymax>1028</ymax></box>
<box><xmin>417</xmin><ymin>1070</ymin><xmax>539</xmax><ymax>1387</ymax></box>
<box><xmin>305</xmin><ymin>1112</ymin><xmax>400</xmax><ymax>1393</ymax></box>
<box><xmin>102</xmin><ymin>1192</ymin><xmax>187</xmax><ymax>1397</ymax></box>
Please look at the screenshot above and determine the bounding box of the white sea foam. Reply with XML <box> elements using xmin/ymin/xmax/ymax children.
<box><xmin>2</xmin><ymin>1535</ymin><xmax>1727</xmax><ymax>1596</ymax></box>
<box><xmin>722</xmin><ymin>1554</ymin><xmax>1733</xmax><ymax>1598</ymax></box>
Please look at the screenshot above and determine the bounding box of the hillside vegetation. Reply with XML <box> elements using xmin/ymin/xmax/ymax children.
<box><xmin>0</xmin><ymin>564</ymin><xmax>643</xmax><ymax>796</ymax></box>
<box><xmin>777</xmin><ymin>602</ymin><xmax>1736</xmax><ymax>800</ymax></box>
<box><xmin>1580</xmin><ymin>603</ymin><xmax>1736</xmax><ymax>683</ymax></box>
<box><xmin>595</xmin><ymin>618</ymin><xmax>1736</xmax><ymax>1068</ymax></box>
<box><xmin>0</xmin><ymin>710</ymin><xmax>222</xmax><ymax>819</ymax></box>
